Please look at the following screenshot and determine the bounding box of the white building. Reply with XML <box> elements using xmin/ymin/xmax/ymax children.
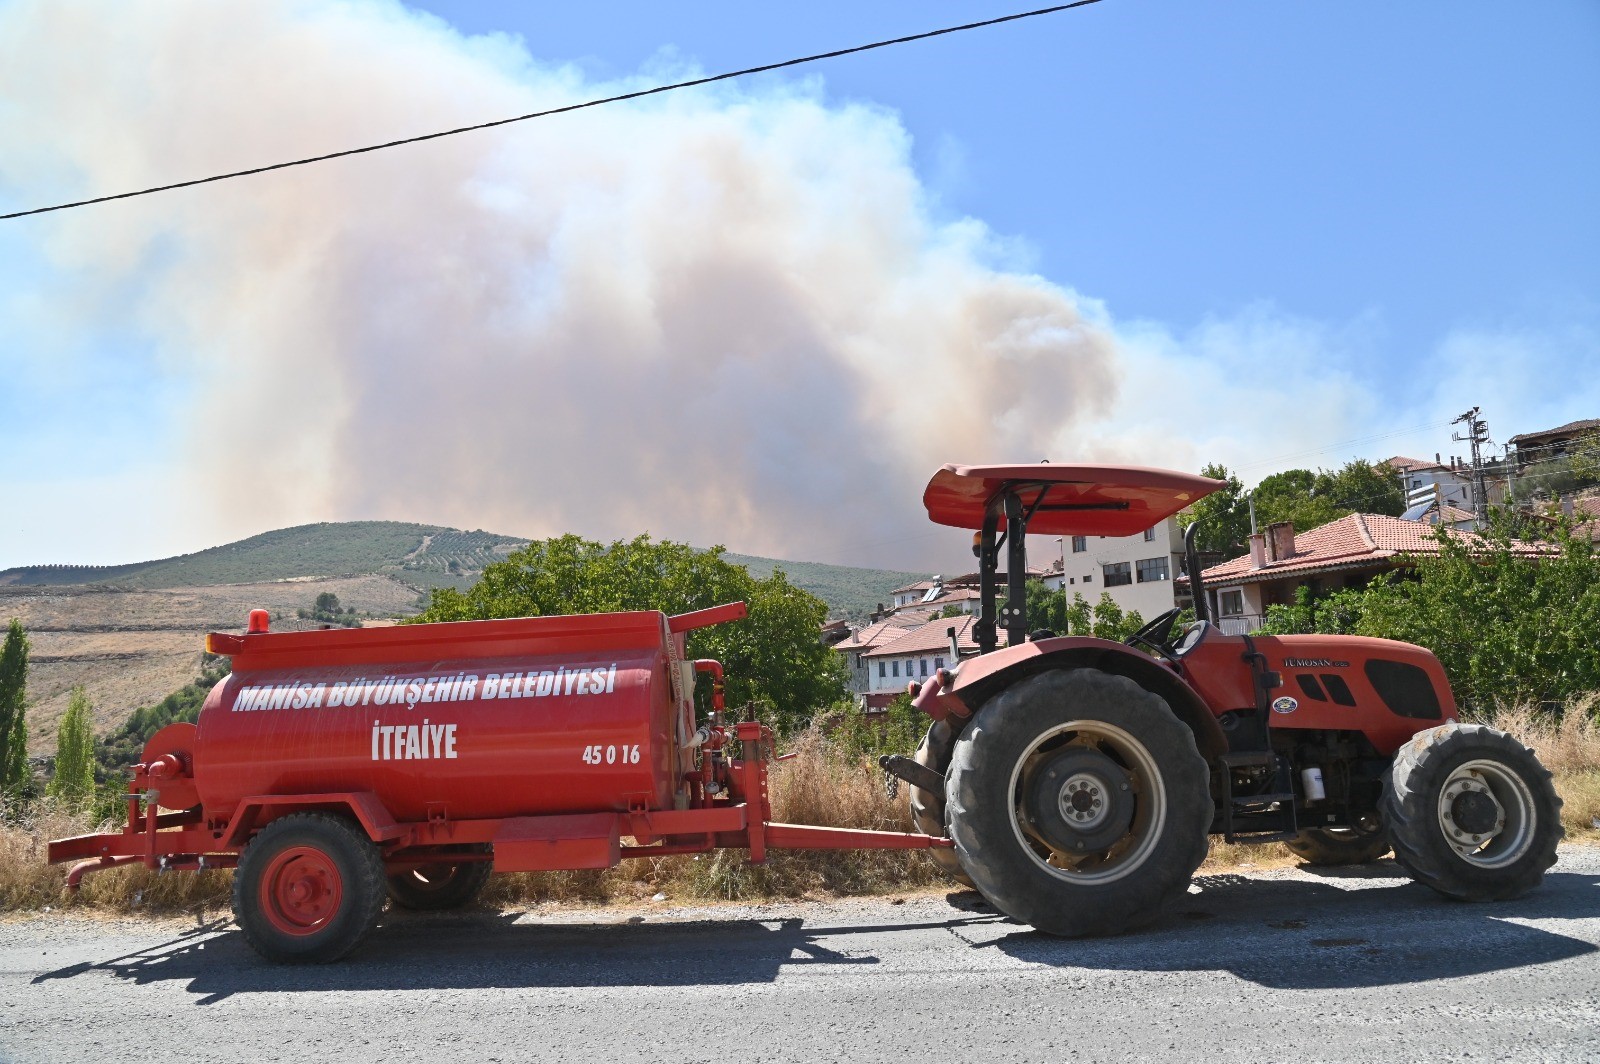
<box><xmin>1040</xmin><ymin>516</ymin><xmax>1185</xmax><ymax>620</ymax></box>
<box><xmin>1387</xmin><ymin>455</ymin><xmax>1476</xmax><ymax>514</ymax></box>
<box><xmin>861</xmin><ymin>614</ymin><xmax>983</xmax><ymax>701</ymax></box>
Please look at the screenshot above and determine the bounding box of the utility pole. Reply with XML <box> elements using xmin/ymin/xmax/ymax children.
<box><xmin>1453</xmin><ymin>407</ymin><xmax>1490</xmax><ymax>524</ymax></box>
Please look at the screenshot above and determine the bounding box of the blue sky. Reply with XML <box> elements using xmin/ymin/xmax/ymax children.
<box><xmin>0</xmin><ymin>1</ymin><xmax>1596</xmax><ymax>570</ymax></box>
<box><xmin>410</xmin><ymin>0</ymin><xmax>1598</xmax><ymax>350</ymax></box>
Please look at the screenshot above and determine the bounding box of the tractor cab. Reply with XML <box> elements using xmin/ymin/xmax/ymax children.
<box><xmin>921</xmin><ymin>463</ymin><xmax>1226</xmax><ymax>654</ymax></box>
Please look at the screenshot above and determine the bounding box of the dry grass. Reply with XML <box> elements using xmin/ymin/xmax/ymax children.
<box><xmin>6</xmin><ymin>701</ymin><xmax>1598</xmax><ymax>914</ymax></box>
<box><xmin>1475</xmin><ymin>695</ymin><xmax>1600</xmax><ymax>840</ymax></box>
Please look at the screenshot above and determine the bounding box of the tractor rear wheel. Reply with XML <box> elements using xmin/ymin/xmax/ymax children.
<box><xmin>387</xmin><ymin>849</ymin><xmax>493</xmax><ymax>910</ymax></box>
<box><xmin>234</xmin><ymin>812</ymin><xmax>387</xmax><ymax>963</ymax></box>
<box><xmin>945</xmin><ymin>669</ymin><xmax>1211</xmax><ymax>937</ymax></box>
<box><xmin>1383</xmin><ymin>723</ymin><xmax>1562</xmax><ymax>902</ymax></box>
<box><xmin>908</xmin><ymin>721</ymin><xmax>975</xmax><ymax>887</ymax></box>
<box><xmin>1285</xmin><ymin>827</ymin><xmax>1390</xmax><ymax>867</ymax></box>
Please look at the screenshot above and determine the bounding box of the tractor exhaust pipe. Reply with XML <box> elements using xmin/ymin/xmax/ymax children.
<box><xmin>1184</xmin><ymin>521</ymin><xmax>1210</xmax><ymax>623</ymax></box>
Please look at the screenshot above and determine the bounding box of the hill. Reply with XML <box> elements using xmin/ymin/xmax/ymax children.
<box><xmin>0</xmin><ymin>522</ymin><xmax>525</xmax><ymax>593</ymax></box>
<box><xmin>1</xmin><ymin>522</ymin><xmax>924</xmax><ymax>621</ymax></box>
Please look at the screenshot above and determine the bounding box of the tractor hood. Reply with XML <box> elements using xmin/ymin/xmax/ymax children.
<box><xmin>922</xmin><ymin>463</ymin><xmax>1225</xmax><ymax>537</ymax></box>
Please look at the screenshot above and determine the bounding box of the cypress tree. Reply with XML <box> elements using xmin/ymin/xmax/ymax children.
<box><xmin>47</xmin><ymin>686</ymin><xmax>95</xmax><ymax>807</ymax></box>
<box><xmin>0</xmin><ymin>619</ymin><xmax>29</xmax><ymax>800</ymax></box>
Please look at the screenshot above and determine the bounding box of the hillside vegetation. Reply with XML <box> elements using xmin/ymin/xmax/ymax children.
<box><xmin>0</xmin><ymin>522</ymin><xmax>524</xmax><ymax>592</ymax></box>
<box><xmin>1</xmin><ymin>523</ymin><xmax>925</xmax><ymax>621</ymax></box>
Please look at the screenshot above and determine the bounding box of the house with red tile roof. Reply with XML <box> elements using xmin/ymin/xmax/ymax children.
<box><xmin>859</xmin><ymin>614</ymin><xmax>987</xmax><ymax>706</ymax></box>
<box><xmin>1508</xmin><ymin>418</ymin><xmax>1600</xmax><ymax>470</ymax></box>
<box><xmin>1192</xmin><ymin>513</ymin><xmax>1551</xmax><ymax>634</ymax></box>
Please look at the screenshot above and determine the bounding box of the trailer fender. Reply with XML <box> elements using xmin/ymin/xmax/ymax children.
<box><xmin>223</xmin><ymin>792</ymin><xmax>404</xmax><ymax>849</ymax></box>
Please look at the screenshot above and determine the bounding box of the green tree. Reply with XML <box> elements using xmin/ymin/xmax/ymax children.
<box><xmin>46</xmin><ymin>686</ymin><xmax>95</xmax><ymax>807</ymax></box>
<box><xmin>1312</xmin><ymin>459</ymin><xmax>1405</xmax><ymax>517</ymax></box>
<box><xmin>1252</xmin><ymin>516</ymin><xmax>1600</xmax><ymax>707</ymax></box>
<box><xmin>1179</xmin><ymin>464</ymin><xmax>1251</xmax><ymax>555</ymax></box>
<box><xmin>416</xmin><ymin>534</ymin><xmax>848</xmax><ymax>732</ymax></box>
<box><xmin>1353</xmin><ymin>521</ymin><xmax>1600</xmax><ymax>707</ymax></box>
<box><xmin>0</xmin><ymin>619</ymin><xmax>29</xmax><ymax>800</ymax></box>
<box><xmin>314</xmin><ymin>592</ymin><xmax>341</xmax><ymax>615</ymax></box>
<box><xmin>1253</xmin><ymin>459</ymin><xmax>1405</xmax><ymax>534</ymax></box>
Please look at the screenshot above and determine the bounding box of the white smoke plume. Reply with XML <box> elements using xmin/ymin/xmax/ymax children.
<box><xmin>0</xmin><ymin>0</ymin><xmax>1133</xmax><ymax>569</ymax></box>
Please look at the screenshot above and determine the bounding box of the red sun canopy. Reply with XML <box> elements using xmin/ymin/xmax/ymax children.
<box><xmin>922</xmin><ymin>463</ymin><xmax>1225</xmax><ymax>537</ymax></box>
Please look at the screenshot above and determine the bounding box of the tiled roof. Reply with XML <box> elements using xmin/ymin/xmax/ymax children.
<box><xmin>1434</xmin><ymin>504</ymin><xmax>1477</xmax><ymax>524</ymax></box>
<box><xmin>889</xmin><ymin>579</ymin><xmax>937</xmax><ymax>595</ymax></box>
<box><xmin>1509</xmin><ymin>418</ymin><xmax>1600</xmax><ymax>445</ymax></box>
<box><xmin>1385</xmin><ymin>455</ymin><xmax>1440</xmax><ymax>473</ymax></box>
<box><xmin>866</xmin><ymin>614</ymin><xmax>982</xmax><ymax>658</ymax></box>
<box><xmin>837</xmin><ymin>618</ymin><xmax>913</xmax><ymax>650</ymax></box>
<box><xmin>1200</xmin><ymin>513</ymin><xmax>1551</xmax><ymax>586</ymax></box>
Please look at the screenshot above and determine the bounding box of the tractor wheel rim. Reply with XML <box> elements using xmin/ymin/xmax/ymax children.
<box><xmin>262</xmin><ymin>846</ymin><xmax>344</xmax><ymax>936</ymax></box>
<box><xmin>1436</xmin><ymin>759</ymin><xmax>1536</xmax><ymax>869</ymax></box>
<box><xmin>1007</xmin><ymin>720</ymin><xmax>1167</xmax><ymax>886</ymax></box>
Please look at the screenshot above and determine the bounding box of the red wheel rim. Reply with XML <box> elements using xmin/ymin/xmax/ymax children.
<box><xmin>261</xmin><ymin>845</ymin><xmax>344</xmax><ymax>936</ymax></box>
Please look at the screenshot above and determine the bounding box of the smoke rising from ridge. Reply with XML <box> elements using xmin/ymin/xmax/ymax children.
<box><xmin>2</xmin><ymin>0</ymin><xmax>1125</xmax><ymax>568</ymax></box>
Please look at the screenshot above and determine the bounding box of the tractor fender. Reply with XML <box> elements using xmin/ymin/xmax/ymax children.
<box><xmin>946</xmin><ymin>637</ymin><xmax>1227</xmax><ymax>762</ymax></box>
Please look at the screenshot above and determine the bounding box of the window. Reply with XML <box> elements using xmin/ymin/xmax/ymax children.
<box><xmin>1103</xmin><ymin>562</ymin><xmax>1132</xmax><ymax>587</ymax></box>
<box><xmin>879</xmin><ymin>661</ymin><xmax>886</xmax><ymax>678</ymax></box>
<box><xmin>892</xmin><ymin>661</ymin><xmax>900</xmax><ymax>677</ymax></box>
<box><xmin>1219</xmin><ymin>590</ymin><xmax>1244</xmax><ymax>617</ymax></box>
<box><xmin>920</xmin><ymin>659</ymin><xmax>928</xmax><ymax>677</ymax></box>
<box><xmin>1083</xmin><ymin>573</ymin><xmax>1093</xmax><ymax>583</ymax></box>
<box><xmin>1136</xmin><ymin>557</ymin><xmax>1170</xmax><ymax>583</ymax></box>
<box><xmin>934</xmin><ymin>656</ymin><xmax>944</xmax><ymax>670</ymax></box>
<box><xmin>1143</xmin><ymin>527</ymin><xmax>1157</xmax><ymax>542</ymax></box>
<box><xmin>1071</xmin><ymin>536</ymin><xmax>1087</xmax><ymax>553</ymax></box>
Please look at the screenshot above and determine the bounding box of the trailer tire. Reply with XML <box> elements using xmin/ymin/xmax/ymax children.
<box><xmin>909</xmin><ymin>721</ymin><xmax>975</xmax><ymax>887</ymax></box>
<box><xmin>234</xmin><ymin>812</ymin><xmax>387</xmax><ymax>963</ymax></box>
<box><xmin>1285</xmin><ymin>828</ymin><xmax>1390</xmax><ymax>867</ymax></box>
<box><xmin>945</xmin><ymin>669</ymin><xmax>1211</xmax><ymax>937</ymax></box>
<box><xmin>387</xmin><ymin>849</ymin><xmax>493</xmax><ymax>911</ymax></box>
<box><xmin>1382</xmin><ymin>723</ymin><xmax>1562</xmax><ymax>902</ymax></box>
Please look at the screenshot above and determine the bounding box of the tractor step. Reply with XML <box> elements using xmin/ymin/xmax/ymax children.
<box><xmin>1230</xmin><ymin>791</ymin><xmax>1296</xmax><ymax>808</ymax></box>
<box><xmin>1231</xmin><ymin>830</ymin><xmax>1301</xmax><ymax>845</ymax></box>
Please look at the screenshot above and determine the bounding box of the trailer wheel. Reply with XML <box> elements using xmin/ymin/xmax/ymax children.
<box><xmin>1383</xmin><ymin>723</ymin><xmax>1563</xmax><ymax>902</ymax></box>
<box><xmin>387</xmin><ymin>849</ymin><xmax>493</xmax><ymax>910</ymax></box>
<box><xmin>945</xmin><ymin>668</ymin><xmax>1211</xmax><ymax>937</ymax></box>
<box><xmin>908</xmin><ymin>721</ymin><xmax>975</xmax><ymax>887</ymax></box>
<box><xmin>1285</xmin><ymin>827</ymin><xmax>1390</xmax><ymax>867</ymax></box>
<box><xmin>234</xmin><ymin>812</ymin><xmax>386</xmax><ymax>963</ymax></box>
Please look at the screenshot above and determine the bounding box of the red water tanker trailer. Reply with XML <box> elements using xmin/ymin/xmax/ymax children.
<box><xmin>51</xmin><ymin>463</ymin><xmax>1564</xmax><ymax>961</ymax></box>
<box><xmin>50</xmin><ymin>601</ymin><xmax>947</xmax><ymax>962</ymax></box>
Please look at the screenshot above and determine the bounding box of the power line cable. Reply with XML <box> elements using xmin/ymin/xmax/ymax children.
<box><xmin>0</xmin><ymin>1</ymin><xmax>1105</xmax><ymax>221</ymax></box>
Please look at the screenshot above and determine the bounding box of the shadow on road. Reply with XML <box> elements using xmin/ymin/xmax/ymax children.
<box><xmin>30</xmin><ymin>862</ymin><xmax>1599</xmax><ymax>1004</ymax></box>
<box><xmin>984</xmin><ymin>864</ymin><xmax>1600</xmax><ymax>989</ymax></box>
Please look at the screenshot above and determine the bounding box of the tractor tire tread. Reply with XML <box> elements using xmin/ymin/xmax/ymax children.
<box><xmin>909</xmin><ymin>721</ymin><xmax>974</xmax><ymax>886</ymax></box>
<box><xmin>233</xmin><ymin>811</ymin><xmax>387</xmax><ymax>964</ymax></box>
<box><xmin>945</xmin><ymin>669</ymin><xmax>1211</xmax><ymax>937</ymax></box>
<box><xmin>1381</xmin><ymin>722</ymin><xmax>1562</xmax><ymax>902</ymax></box>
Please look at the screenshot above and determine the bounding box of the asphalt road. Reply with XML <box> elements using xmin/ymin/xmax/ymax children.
<box><xmin>4</xmin><ymin>847</ymin><xmax>1599</xmax><ymax>1064</ymax></box>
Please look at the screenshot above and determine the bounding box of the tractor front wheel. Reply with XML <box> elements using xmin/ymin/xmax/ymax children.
<box><xmin>1382</xmin><ymin>723</ymin><xmax>1562</xmax><ymax>902</ymax></box>
<box><xmin>945</xmin><ymin>669</ymin><xmax>1211</xmax><ymax>937</ymax></box>
<box><xmin>234</xmin><ymin>812</ymin><xmax>387</xmax><ymax>963</ymax></box>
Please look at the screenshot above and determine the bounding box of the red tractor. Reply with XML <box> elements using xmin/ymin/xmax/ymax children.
<box><xmin>885</xmin><ymin>463</ymin><xmax>1563</xmax><ymax>935</ymax></box>
<box><xmin>48</xmin><ymin>462</ymin><xmax>1561</xmax><ymax>959</ymax></box>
